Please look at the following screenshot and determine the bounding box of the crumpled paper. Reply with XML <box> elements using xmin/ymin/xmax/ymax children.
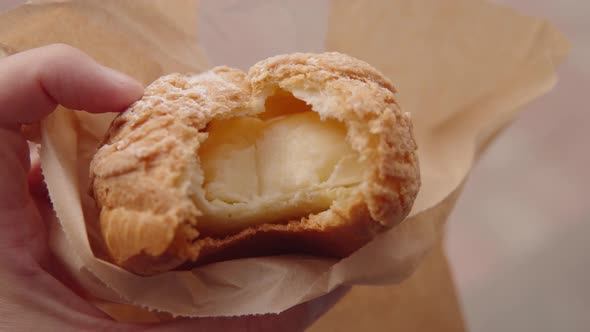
<box><xmin>0</xmin><ymin>0</ymin><xmax>569</xmax><ymax>319</ymax></box>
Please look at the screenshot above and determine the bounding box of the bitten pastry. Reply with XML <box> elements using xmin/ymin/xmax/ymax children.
<box><xmin>89</xmin><ymin>52</ymin><xmax>420</xmax><ymax>275</ymax></box>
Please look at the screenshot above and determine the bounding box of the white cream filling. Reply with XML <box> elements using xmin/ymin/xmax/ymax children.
<box><xmin>191</xmin><ymin>93</ymin><xmax>365</xmax><ymax>235</ymax></box>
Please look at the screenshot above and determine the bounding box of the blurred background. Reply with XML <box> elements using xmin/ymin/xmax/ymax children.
<box><xmin>447</xmin><ymin>0</ymin><xmax>590</xmax><ymax>330</ymax></box>
<box><xmin>1</xmin><ymin>0</ymin><xmax>587</xmax><ymax>331</ymax></box>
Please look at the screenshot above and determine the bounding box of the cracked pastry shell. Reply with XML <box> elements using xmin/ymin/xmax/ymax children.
<box><xmin>89</xmin><ymin>52</ymin><xmax>420</xmax><ymax>275</ymax></box>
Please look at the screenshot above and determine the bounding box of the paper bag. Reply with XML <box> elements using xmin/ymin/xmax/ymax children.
<box><xmin>0</xmin><ymin>0</ymin><xmax>569</xmax><ymax>319</ymax></box>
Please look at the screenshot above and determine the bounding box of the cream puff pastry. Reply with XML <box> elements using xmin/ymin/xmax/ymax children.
<box><xmin>89</xmin><ymin>52</ymin><xmax>420</xmax><ymax>275</ymax></box>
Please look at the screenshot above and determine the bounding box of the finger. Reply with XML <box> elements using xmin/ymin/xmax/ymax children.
<box><xmin>0</xmin><ymin>43</ymin><xmax>143</xmax><ymax>125</ymax></box>
<box><xmin>1</xmin><ymin>257</ymin><xmax>121</xmax><ymax>331</ymax></box>
<box><xmin>0</xmin><ymin>44</ymin><xmax>142</xmax><ymax>262</ymax></box>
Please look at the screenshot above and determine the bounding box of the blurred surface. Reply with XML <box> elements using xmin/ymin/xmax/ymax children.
<box><xmin>309</xmin><ymin>243</ymin><xmax>466</xmax><ymax>332</ymax></box>
<box><xmin>446</xmin><ymin>0</ymin><xmax>589</xmax><ymax>331</ymax></box>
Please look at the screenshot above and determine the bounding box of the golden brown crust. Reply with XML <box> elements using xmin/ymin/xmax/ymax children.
<box><xmin>89</xmin><ymin>52</ymin><xmax>420</xmax><ymax>275</ymax></box>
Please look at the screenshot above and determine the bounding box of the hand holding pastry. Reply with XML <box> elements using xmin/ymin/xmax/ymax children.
<box><xmin>90</xmin><ymin>52</ymin><xmax>420</xmax><ymax>275</ymax></box>
<box><xmin>0</xmin><ymin>44</ymin><xmax>347</xmax><ymax>331</ymax></box>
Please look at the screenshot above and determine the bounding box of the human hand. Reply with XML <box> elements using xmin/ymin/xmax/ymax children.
<box><xmin>0</xmin><ymin>44</ymin><xmax>347</xmax><ymax>332</ymax></box>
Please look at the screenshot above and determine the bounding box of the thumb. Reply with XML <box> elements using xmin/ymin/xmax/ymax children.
<box><xmin>0</xmin><ymin>43</ymin><xmax>143</xmax><ymax>125</ymax></box>
<box><xmin>0</xmin><ymin>44</ymin><xmax>143</xmax><ymax>257</ymax></box>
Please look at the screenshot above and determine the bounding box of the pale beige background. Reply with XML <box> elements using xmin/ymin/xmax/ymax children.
<box><xmin>0</xmin><ymin>0</ymin><xmax>587</xmax><ymax>330</ymax></box>
<box><xmin>446</xmin><ymin>0</ymin><xmax>590</xmax><ymax>331</ymax></box>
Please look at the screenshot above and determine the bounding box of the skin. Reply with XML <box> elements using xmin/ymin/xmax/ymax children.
<box><xmin>0</xmin><ymin>44</ymin><xmax>347</xmax><ymax>332</ymax></box>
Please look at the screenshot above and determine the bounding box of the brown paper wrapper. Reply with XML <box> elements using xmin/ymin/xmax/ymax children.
<box><xmin>0</xmin><ymin>0</ymin><xmax>569</xmax><ymax>319</ymax></box>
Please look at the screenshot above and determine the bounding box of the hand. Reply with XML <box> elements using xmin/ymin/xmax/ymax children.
<box><xmin>0</xmin><ymin>44</ymin><xmax>347</xmax><ymax>332</ymax></box>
